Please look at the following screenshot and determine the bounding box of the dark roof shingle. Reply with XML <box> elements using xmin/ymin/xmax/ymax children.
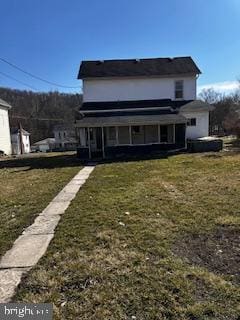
<box><xmin>80</xmin><ymin>99</ymin><xmax>192</xmax><ymax>111</ymax></box>
<box><xmin>78</xmin><ymin>57</ymin><xmax>201</xmax><ymax>79</ymax></box>
<box><xmin>76</xmin><ymin>114</ymin><xmax>187</xmax><ymax>127</ymax></box>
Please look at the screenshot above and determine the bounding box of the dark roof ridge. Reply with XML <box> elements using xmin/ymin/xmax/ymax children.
<box><xmin>78</xmin><ymin>56</ymin><xmax>201</xmax><ymax>79</ymax></box>
<box><xmin>82</xmin><ymin>56</ymin><xmax>193</xmax><ymax>63</ymax></box>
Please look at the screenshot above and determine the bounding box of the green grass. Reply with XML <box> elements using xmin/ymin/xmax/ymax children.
<box><xmin>0</xmin><ymin>152</ymin><xmax>81</xmax><ymax>258</ymax></box>
<box><xmin>15</xmin><ymin>152</ymin><xmax>240</xmax><ymax>319</ymax></box>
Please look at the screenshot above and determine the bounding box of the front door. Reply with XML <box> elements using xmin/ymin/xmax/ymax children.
<box><xmin>89</xmin><ymin>127</ymin><xmax>102</xmax><ymax>153</ymax></box>
<box><xmin>95</xmin><ymin>127</ymin><xmax>102</xmax><ymax>151</ymax></box>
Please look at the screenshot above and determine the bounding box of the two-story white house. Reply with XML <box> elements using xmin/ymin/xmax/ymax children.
<box><xmin>0</xmin><ymin>98</ymin><xmax>12</xmax><ymax>155</ymax></box>
<box><xmin>75</xmin><ymin>56</ymin><xmax>213</xmax><ymax>159</ymax></box>
<box><xmin>53</xmin><ymin>125</ymin><xmax>77</xmax><ymax>151</ymax></box>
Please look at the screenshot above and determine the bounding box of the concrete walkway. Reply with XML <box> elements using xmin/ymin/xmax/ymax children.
<box><xmin>0</xmin><ymin>165</ymin><xmax>95</xmax><ymax>302</ymax></box>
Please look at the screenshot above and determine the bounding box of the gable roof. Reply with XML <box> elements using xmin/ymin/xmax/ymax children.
<box><xmin>78</xmin><ymin>57</ymin><xmax>201</xmax><ymax>79</ymax></box>
<box><xmin>34</xmin><ymin>138</ymin><xmax>55</xmax><ymax>145</ymax></box>
<box><xmin>0</xmin><ymin>98</ymin><xmax>12</xmax><ymax>110</ymax></box>
<box><xmin>10</xmin><ymin>128</ymin><xmax>30</xmax><ymax>135</ymax></box>
<box><xmin>180</xmin><ymin>100</ymin><xmax>215</xmax><ymax>112</ymax></box>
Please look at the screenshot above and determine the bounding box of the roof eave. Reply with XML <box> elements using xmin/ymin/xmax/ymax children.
<box><xmin>78</xmin><ymin>72</ymin><xmax>201</xmax><ymax>80</ymax></box>
<box><xmin>0</xmin><ymin>103</ymin><xmax>12</xmax><ymax>110</ymax></box>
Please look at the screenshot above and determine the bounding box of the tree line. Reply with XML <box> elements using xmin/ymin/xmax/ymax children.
<box><xmin>0</xmin><ymin>87</ymin><xmax>82</xmax><ymax>143</ymax></box>
<box><xmin>199</xmin><ymin>83</ymin><xmax>240</xmax><ymax>137</ymax></box>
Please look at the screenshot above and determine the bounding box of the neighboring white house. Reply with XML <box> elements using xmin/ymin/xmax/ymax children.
<box><xmin>11</xmin><ymin>127</ymin><xmax>31</xmax><ymax>155</ymax></box>
<box><xmin>76</xmin><ymin>56</ymin><xmax>214</xmax><ymax>159</ymax></box>
<box><xmin>33</xmin><ymin>138</ymin><xmax>56</xmax><ymax>152</ymax></box>
<box><xmin>0</xmin><ymin>98</ymin><xmax>12</xmax><ymax>155</ymax></box>
<box><xmin>53</xmin><ymin>125</ymin><xmax>77</xmax><ymax>151</ymax></box>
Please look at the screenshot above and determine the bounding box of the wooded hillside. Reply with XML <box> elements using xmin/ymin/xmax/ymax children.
<box><xmin>0</xmin><ymin>87</ymin><xmax>82</xmax><ymax>143</ymax></box>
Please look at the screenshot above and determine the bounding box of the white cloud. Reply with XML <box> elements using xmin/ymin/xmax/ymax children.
<box><xmin>198</xmin><ymin>81</ymin><xmax>239</xmax><ymax>94</ymax></box>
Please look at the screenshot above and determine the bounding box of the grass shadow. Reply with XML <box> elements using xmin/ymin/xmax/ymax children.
<box><xmin>85</xmin><ymin>149</ymin><xmax>187</xmax><ymax>165</ymax></box>
<box><xmin>0</xmin><ymin>153</ymin><xmax>84</xmax><ymax>171</ymax></box>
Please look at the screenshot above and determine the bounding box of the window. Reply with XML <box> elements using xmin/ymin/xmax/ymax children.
<box><xmin>89</xmin><ymin>129</ymin><xmax>94</xmax><ymax>141</ymax></box>
<box><xmin>132</xmin><ymin>126</ymin><xmax>140</xmax><ymax>134</ymax></box>
<box><xmin>118</xmin><ymin>126</ymin><xmax>130</xmax><ymax>144</ymax></box>
<box><xmin>58</xmin><ymin>132</ymin><xmax>61</xmax><ymax>138</ymax></box>
<box><xmin>160</xmin><ymin>125</ymin><xmax>168</xmax><ymax>142</ymax></box>
<box><xmin>167</xmin><ymin>125</ymin><xmax>174</xmax><ymax>143</ymax></box>
<box><xmin>108</xmin><ymin>127</ymin><xmax>116</xmax><ymax>140</ymax></box>
<box><xmin>175</xmin><ymin>80</ymin><xmax>184</xmax><ymax>99</ymax></box>
<box><xmin>132</xmin><ymin>126</ymin><xmax>144</xmax><ymax>144</ymax></box>
<box><xmin>187</xmin><ymin>118</ymin><xmax>196</xmax><ymax>126</ymax></box>
<box><xmin>145</xmin><ymin>125</ymin><xmax>158</xmax><ymax>143</ymax></box>
<box><xmin>106</xmin><ymin>127</ymin><xmax>116</xmax><ymax>146</ymax></box>
<box><xmin>160</xmin><ymin>125</ymin><xmax>174</xmax><ymax>143</ymax></box>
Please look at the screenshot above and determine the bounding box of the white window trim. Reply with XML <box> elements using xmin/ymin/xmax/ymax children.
<box><xmin>175</xmin><ymin>80</ymin><xmax>184</xmax><ymax>100</ymax></box>
<box><xmin>187</xmin><ymin>118</ymin><xmax>197</xmax><ymax>126</ymax></box>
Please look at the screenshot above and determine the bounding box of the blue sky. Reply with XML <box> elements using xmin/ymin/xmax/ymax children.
<box><xmin>0</xmin><ymin>0</ymin><xmax>239</xmax><ymax>94</ymax></box>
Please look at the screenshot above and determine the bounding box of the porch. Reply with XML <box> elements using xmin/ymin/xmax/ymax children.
<box><xmin>76</xmin><ymin>122</ymin><xmax>186</xmax><ymax>159</ymax></box>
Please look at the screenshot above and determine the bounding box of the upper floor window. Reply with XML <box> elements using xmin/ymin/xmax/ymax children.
<box><xmin>187</xmin><ymin>118</ymin><xmax>196</xmax><ymax>126</ymax></box>
<box><xmin>175</xmin><ymin>80</ymin><xmax>184</xmax><ymax>99</ymax></box>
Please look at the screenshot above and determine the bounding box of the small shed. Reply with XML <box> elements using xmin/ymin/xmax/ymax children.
<box><xmin>33</xmin><ymin>138</ymin><xmax>56</xmax><ymax>152</ymax></box>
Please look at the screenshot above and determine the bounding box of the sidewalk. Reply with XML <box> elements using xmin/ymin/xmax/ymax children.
<box><xmin>0</xmin><ymin>165</ymin><xmax>95</xmax><ymax>302</ymax></box>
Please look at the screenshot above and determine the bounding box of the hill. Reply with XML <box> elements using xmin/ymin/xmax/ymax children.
<box><xmin>0</xmin><ymin>87</ymin><xmax>82</xmax><ymax>143</ymax></box>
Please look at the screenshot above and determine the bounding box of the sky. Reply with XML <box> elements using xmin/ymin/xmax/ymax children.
<box><xmin>0</xmin><ymin>0</ymin><xmax>239</xmax><ymax>95</ymax></box>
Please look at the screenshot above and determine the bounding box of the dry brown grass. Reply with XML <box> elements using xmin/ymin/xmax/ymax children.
<box><xmin>0</xmin><ymin>152</ymin><xmax>81</xmax><ymax>257</ymax></box>
<box><xmin>15</xmin><ymin>152</ymin><xmax>240</xmax><ymax>319</ymax></box>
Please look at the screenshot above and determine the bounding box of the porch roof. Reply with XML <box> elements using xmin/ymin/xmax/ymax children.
<box><xmin>80</xmin><ymin>99</ymin><xmax>192</xmax><ymax>111</ymax></box>
<box><xmin>76</xmin><ymin>113</ymin><xmax>187</xmax><ymax>127</ymax></box>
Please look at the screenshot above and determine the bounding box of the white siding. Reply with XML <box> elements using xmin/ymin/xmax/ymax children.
<box><xmin>83</xmin><ymin>76</ymin><xmax>196</xmax><ymax>102</ymax></box>
<box><xmin>11</xmin><ymin>133</ymin><xmax>31</xmax><ymax>154</ymax></box>
<box><xmin>39</xmin><ymin>144</ymin><xmax>50</xmax><ymax>152</ymax></box>
<box><xmin>180</xmin><ymin>111</ymin><xmax>209</xmax><ymax>139</ymax></box>
<box><xmin>0</xmin><ymin>107</ymin><xmax>11</xmax><ymax>155</ymax></box>
<box><xmin>22</xmin><ymin>134</ymin><xmax>31</xmax><ymax>153</ymax></box>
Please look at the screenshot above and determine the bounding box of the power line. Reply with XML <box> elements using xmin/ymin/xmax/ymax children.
<box><xmin>0</xmin><ymin>57</ymin><xmax>80</xmax><ymax>89</ymax></box>
<box><xmin>0</xmin><ymin>71</ymin><xmax>37</xmax><ymax>91</ymax></box>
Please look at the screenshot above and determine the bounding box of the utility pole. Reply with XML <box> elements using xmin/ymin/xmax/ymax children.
<box><xmin>19</xmin><ymin>122</ymin><xmax>24</xmax><ymax>154</ymax></box>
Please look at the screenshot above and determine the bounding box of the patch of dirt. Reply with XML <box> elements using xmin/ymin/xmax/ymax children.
<box><xmin>162</xmin><ymin>181</ymin><xmax>184</xmax><ymax>199</ymax></box>
<box><xmin>173</xmin><ymin>226</ymin><xmax>240</xmax><ymax>284</ymax></box>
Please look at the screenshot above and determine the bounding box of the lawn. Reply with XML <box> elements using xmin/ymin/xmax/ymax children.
<box><xmin>15</xmin><ymin>151</ymin><xmax>240</xmax><ymax>319</ymax></box>
<box><xmin>0</xmin><ymin>152</ymin><xmax>81</xmax><ymax>258</ymax></box>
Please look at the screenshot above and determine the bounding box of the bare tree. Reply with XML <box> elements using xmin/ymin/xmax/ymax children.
<box><xmin>198</xmin><ymin>88</ymin><xmax>222</xmax><ymax>104</ymax></box>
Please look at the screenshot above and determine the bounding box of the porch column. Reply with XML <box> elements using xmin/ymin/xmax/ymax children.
<box><xmin>101</xmin><ymin>127</ymin><xmax>105</xmax><ymax>158</ymax></box>
<box><xmin>87</xmin><ymin>127</ymin><xmax>91</xmax><ymax>159</ymax></box>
